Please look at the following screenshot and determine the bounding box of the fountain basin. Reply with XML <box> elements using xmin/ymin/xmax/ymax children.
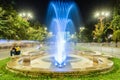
<box><xmin>6</xmin><ymin>51</ymin><xmax>113</xmax><ymax>77</ymax></box>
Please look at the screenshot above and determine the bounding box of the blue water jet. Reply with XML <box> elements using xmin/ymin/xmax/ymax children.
<box><xmin>47</xmin><ymin>1</ymin><xmax>80</xmax><ymax>67</ymax></box>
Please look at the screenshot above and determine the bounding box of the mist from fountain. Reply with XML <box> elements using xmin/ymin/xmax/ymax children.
<box><xmin>47</xmin><ymin>1</ymin><xmax>80</xmax><ymax>67</ymax></box>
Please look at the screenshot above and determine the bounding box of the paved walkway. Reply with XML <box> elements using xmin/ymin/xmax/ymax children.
<box><xmin>1</xmin><ymin>43</ymin><xmax>120</xmax><ymax>60</ymax></box>
<box><xmin>77</xmin><ymin>43</ymin><xmax>120</xmax><ymax>58</ymax></box>
<box><xmin>0</xmin><ymin>47</ymin><xmax>36</xmax><ymax>60</ymax></box>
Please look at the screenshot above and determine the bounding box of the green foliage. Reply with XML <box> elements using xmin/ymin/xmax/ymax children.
<box><xmin>110</xmin><ymin>15</ymin><xmax>120</xmax><ymax>31</ymax></box>
<box><xmin>0</xmin><ymin>5</ymin><xmax>48</xmax><ymax>41</ymax></box>
<box><xmin>27</xmin><ymin>26</ymin><xmax>48</xmax><ymax>42</ymax></box>
<box><xmin>12</xmin><ymin>16</ymin><xmax>29</xmax><ymax>40</ymax></box>
<box><xmin>0</xmin><ymin>6</ymin><xmax>29</xmax><ymax>40</ymax></box>
<box><xmin>77</xmin><ymin>28</ymin><xmax>92</xmax><ymax>42</ymax></box>
<box><xmin>113</xmin><ymin>30</ymin><xmax>120</xmax><ymax>41</ymax></box>
<box><xmin>93</xmin><ymin>22</ymin><xmax>105</xmax><ymax>42</ymax></box>
<box><xmin>109</xmin><ymin>3</ymin><xmax>120</xmax><ymax>43</ymax></box>
<box><xmin>112</xmin><ymin>30</ymin><xmax>120</xmax><ymax>42</ymax></box>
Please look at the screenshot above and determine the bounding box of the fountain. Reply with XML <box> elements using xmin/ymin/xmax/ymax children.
<box><xmin>47</xmin><ymin>1</ymin><xmax>79</xmax><ymax>67</ymax></box>
<box><xmin>6</xmin><ymin>0</ymin><xmax>113</xmax><ymax>77</ymax></box>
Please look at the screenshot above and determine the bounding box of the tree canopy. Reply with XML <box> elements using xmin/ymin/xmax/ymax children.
<box><xmin>0</xmin><ymin>6</ymin><xmax>29</xmax><ymax>40</ymax></box>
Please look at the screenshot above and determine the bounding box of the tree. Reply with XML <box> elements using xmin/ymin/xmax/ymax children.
<box><xmin>0</xmin><ymin>7</ymin><xmax>6</xmax><ymax>39</ymax></box>
<box><xmin>110</xmin><ymin>15</ymin><xmax>120</xmax><ymax>31</ymax></box>
<box><xmin>13</xmin><ymin>16</ymin><xmax>29</xmax><ymax>40</ymax></box>
<box><xmin>0</xmin><ymin>0</ymin><xmax>30</xmax><ymax>40</ymax></box>
<box><xmin>27</xmin><ymin>26</ymin><xmax>48</xmax><ymax>42</ymax></box>
<box><xmin>108</xmin><ymin>1</ymin><xmax>120</xmax><ymax>45</ymax></box>
<box><xmin>0</xmin><ymin>6</ymin><xmax>29</xmax><ymax>40</ymax></box>
<box><xmin>93</xmin><ymin>22</ymin><xmax>105</xmax><ymax>42</ymax></box>
<box><xmin>77</xmin><ymin>28</ymin><xmax>92</xmax><ymax>42</ymax></box>
<box><xmin>112</xmin><ymin>30</ymin><xmax>120</xmax><ymax>47</ymax></box>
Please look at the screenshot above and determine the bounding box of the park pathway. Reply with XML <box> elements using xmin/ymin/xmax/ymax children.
<box><xmin>1</xmin><ymin>43</ymin><xmax>120</xmax><ymax>59</ymax></box>
<box><xmin>77</xmin><ymin>43</ymin><xmax>120</xmax><ymax>58</ymax></box>
<box><xmin>0</xmin><ymin>47</ymin><xmax>36</xmax><ymax>60</ymax></box>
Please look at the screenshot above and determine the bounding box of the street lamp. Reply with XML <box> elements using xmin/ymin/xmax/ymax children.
<box><xmin>94</xmin><ymin>11</ymin><xmax>110</xmax><ymax>42</ymax></box>
<box><xmin>49</xmin><ymin>32</ymin><xmax>53</xmax><ymax>35</ymax></box>
<box><xmin>48</xmin><ymin>32</ymin><xmax>53</xmax><ymax>38</ymax></box>
<box><xmin>44</xmin><ymin>27</ymin><xmax>48</xmax><ymax>35</ymax></box>
<box><xmin>94</xmin><ymin>11</ymin><xmax>110</xmax><ymax>31</ymax></box>
<box><xmin>95</xmin><ymin>11</ymin><xmax>110</xmax><ymax>22</ymax></box>
<box><xmin>44</xmin><ymin>27</ymin><xmax>47</xmax><ymax>31</ymax></box>
<box><xmin>19</xmin><ymin>12</ymin><xmax>33</xmax><ymax>20</ymax></box>
<box><xmin>80</xmin><ymin>27</ymin><xmax>85</xmax><ymax>31</ymax></box>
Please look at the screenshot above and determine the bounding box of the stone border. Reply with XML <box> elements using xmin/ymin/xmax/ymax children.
<box><xmin>6</xmin><ymin>53</ymin><xmax>114</xmax><ymax>77</ymax></box>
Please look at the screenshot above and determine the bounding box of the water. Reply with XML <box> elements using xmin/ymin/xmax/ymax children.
<box><xmin>47</xmin><ymin>0</ymin><xmax>80</xmax><ymax>67</ymax></box>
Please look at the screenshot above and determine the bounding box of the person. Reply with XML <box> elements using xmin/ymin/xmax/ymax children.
<box><xmin>10</xmin><ymin>46</ymin><xmax>16</xmax><ymax>56</ymax></box>
<box><xmin>15</xmin><ymin>46</ymin><xmax>21</xmax><ymax>55</ymax></box>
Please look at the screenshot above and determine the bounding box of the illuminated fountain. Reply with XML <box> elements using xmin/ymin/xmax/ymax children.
<box><xmin>47</xmin><ymin>1</ymin><xmax>79</xmax><ymax>67</ymax></box>
<box><xmin>6</xmin><ymin>0</ymin><xmax>113</xmax><ymax>76</ymax></box>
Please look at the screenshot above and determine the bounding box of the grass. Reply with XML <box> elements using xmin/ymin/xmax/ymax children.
<box><xmin>0</xmin><ymin>58</ymin><xmax>120</xmax><ymax>80</ymax></box>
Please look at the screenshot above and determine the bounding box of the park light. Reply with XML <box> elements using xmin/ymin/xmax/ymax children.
<box><xmin>19</xmin><ymin>12</ymin><xmax>26</xmax><ymax>17</ymax></box>
<box><xmin>22</xmin><ymin>12</ymin><xmax>26</xmax><ymax>17</ymax></box>
<box><xmin>19</xmin><ymin>13</ymin><xmax>22</xmax><ymax>17</ymax></box>
<box><xmin>101</xmin><ymin>12</ymin><xmax>105</xmax><ymax>16</ymax></box>
<box><xmin>27</xmin><ymin>13</ymin><xmax>33</xmax><ymax>18</ymax></box>
<box><xmin>95</xmin><ymin>12</ymin><xmax>100</xmax><ymax>17</ymax></box>
<box><xmin>94</xmin><ymin>11</ymin><xmax>110</xmax><ymax>21</ymax></box>
<box><xmin>95</xmin><ymin>11</ymin><xmax>110</xmax><ymax>17</ymax></box>
<box><xmin>49</xmin><ymin>32</ymin><xmax>53</xmax><ymax>36</ymax></box>
<box><xmin>44</xmin><ymin>27</ymin><xmax>47</xmax><ymax>30</ymax></box>
<box><xmin>19</xmin><ymin>12</ymin><xmax>33</xmax><ymax>20</ymax></box>
<box><xmin>105</xmin><ymin>12</ymin><xmax>110</xmax><ymax>17</ymax></box>
<box><xmin>48</xmin><ymin>32</ymin><xmax>53</xmax><ymax>37</ymax></box>
<box><xmin>80</xmin><ymin>27</ymin><xmax>85</xmax><ymax>31</ymax></box>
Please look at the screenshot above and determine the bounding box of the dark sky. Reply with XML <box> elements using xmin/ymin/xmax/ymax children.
<box><xmin>14</xmin><ymin>0</ymin><xmax>114</xmax><ymax>26</ymax></box>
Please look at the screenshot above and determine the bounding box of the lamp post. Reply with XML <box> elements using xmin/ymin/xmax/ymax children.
<box><xmin>93</xmin><ymin>11</ymin><xmax>110</xmax><ymax>42</ymax></box>
<box><xmin>80</xmin><ymin>27</ymin><xmax>85</xmax><ymax>32</ymax></box>
<box><xmin>44</xmin><ymin>27</ymin><xmax>47</xmax><ymax>31</ymax></box>
<box><xmin>19</xmin><ymin>12</ymin><xmax>33</xmax><ymax>20</ymax></box>
<box><xmin>78</xmin><ymin>27</ymin><xmax>85</xmax><ymax>42</ymax></box>
<box><xmin>44</xmin><ymin>27</ymin><xmax>48</xmax><ymax>34</ymax></box>
<box><xmin>95</xmin><ymin>11</ymin><xmax>110</xmax><ymax>23</ymax></box>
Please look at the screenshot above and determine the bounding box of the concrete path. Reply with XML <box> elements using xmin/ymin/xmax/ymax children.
<box><xmin>1</xmin><ymin>43</ymin><xmax>120</xmax><ymax>60</ymax></box>
<box><xmin>0</xmin><ymin>47</ymin><xmax>36</xmax><ymax>60</ymax></box>
<box><xmin>77</xmin><ymin>43</ymin><xmax>120</xmax><ymax>58</ymax></box>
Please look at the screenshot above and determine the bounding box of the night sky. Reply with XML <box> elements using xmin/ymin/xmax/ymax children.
<box><xmin>14</xmin><ymin>0</ymin><xmax>114</xmax><ymax>26</ymax></box>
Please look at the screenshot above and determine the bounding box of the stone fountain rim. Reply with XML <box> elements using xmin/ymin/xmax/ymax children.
<box><xmin>6</xmin><ymin>53</ymin><xmax>114</xmax><ymax>77</ymax></box>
